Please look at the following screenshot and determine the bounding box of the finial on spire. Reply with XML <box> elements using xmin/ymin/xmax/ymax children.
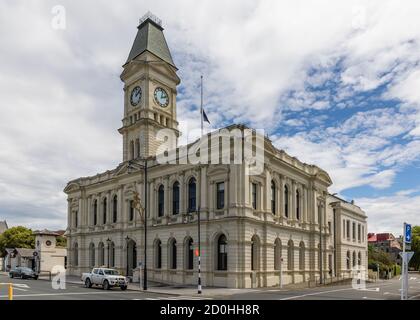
<box><xmin>139</xmin><ymin>11</ymin><xmax>162</xmax><ymax>27</ymax></box>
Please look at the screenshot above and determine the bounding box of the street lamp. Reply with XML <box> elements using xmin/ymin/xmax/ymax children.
<box><xmin>106</xmin><ymin>238</ymin><xmax>111</xmax><ymax>268</ymax></box>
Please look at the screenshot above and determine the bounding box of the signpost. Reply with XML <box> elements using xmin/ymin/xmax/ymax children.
<box><xmin>400</xmin><ymin>222</ymin><xmax>413</xmax><ymax>300</ymax></box>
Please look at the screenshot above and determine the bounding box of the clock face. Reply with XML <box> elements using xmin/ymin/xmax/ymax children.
<box><xmin>46</xmin><ymin>240</ymin><xmax>52</xmax><ymax>246</ymax></box>
<box><xmin>130</xmin><ymin>86</ymin><xmax>142</xmax><ymax>106</ymax></box>
<box><xmin>154</xmin><ymin>87</ymin><xmax>169</xmax><ymax>108</ymax></box>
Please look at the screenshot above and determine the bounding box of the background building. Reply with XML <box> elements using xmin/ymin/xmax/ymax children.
<box><xmin>368</xmin><ymin>233</ymin><xmax>402</xmax><ymax>264</ymax></box>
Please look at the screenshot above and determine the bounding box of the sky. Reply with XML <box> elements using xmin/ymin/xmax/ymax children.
<box><xmin>0</xmin><ymin>0</ymin><xmax>419</xmax><ymax>235</ymax></box>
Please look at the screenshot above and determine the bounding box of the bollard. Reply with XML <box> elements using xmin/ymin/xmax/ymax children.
<box><xmin>8</xmin><ymin>283</ymin><xmax>13</xmax><ymax>300</ymax></box>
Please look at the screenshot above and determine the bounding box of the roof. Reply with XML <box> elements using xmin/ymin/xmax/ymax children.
<box><xmin>14</xmin><ymin>248</ymin><xmax>35</xmax><ymax>258</ymax></box>
<box><xmin>368</xmin><ymin>233</ymin><xmax>377</xmax><ymax>242</ymax></box>
<box><xmin>33</xmin><ymin>229</ymin><xmax>61</xmax><ymax>236</ymax></box>
<box><xmin>125</xmin><ymin>16</ymin><xmax>176</xmax><ymax>68</ymax></box>
<box><xmin>368</xmin><ymin>233</ymin><xmax>397</xmax><ymax>243</ymax></box>
<box><xmin>0</xmin><ymin>220</ymin><xmax>8</xmax><ymax>234</ymax></box>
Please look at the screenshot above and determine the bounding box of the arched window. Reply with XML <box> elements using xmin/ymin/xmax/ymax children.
<box><xmin>274</xmin><ymin>238</ymin><xmax>282</xmax><ymax>270</ymax></box>
<box><xmin>130</xmin><ymin>140</ymin><xmax>134</xmax><ymax>160</ymax></box>
<box><xmin>129</xmin><ymin>200</ymin><xmax>134</xmax><ymax>221</ymax></box>
<box><xmin>103</xmin><ymin>198</ymin><xmax>107</xmax><ymax>224</ymax></box>
<box><xmin>74</xmin><ymin>211</ymin><xmax>78</xmax><ymax>227</ymax></box>
<box><xmin>93</xmin><ymin>200</ymin><xmax>98</xmax><ymax>225</ymax></box>
<box><xmin>352</xmin><ymin>251</ymin><xmax>356</xmax><ymax>267</ymax></box>
<box><xmin>172</xmin><ymin>182</ymin><xmax>180</xmax><ymax>215</ymax></box>
<box><xmin>296</xmin><ymin>189</ymin><xmax>300</xmax><ymax>220</ymax></box>
<box><xmin>188</xmin><ymin>178</ymin><xmax>196</xmax><ymax>212</ymax></box>
<box><xmin>158</xmin><ymin>185</ymin><xmax>164</xmax><ymax>217</ymax></box>
<box><xmin>346</xmin><ymin>251</ymin><xmax>351</xmax><ymax>269</ymax></box>
<box><xmin>299</xmin><ymin>242</ymin><xmax>305</xmax><ymax>270</ymax></box>
<box><xmin>251</xmin><ymin>235</ymin><xmax>260</xmax><ymax>271</ymax></box>
<box><xmin>287</xmin><ymin>240</ymin><xmax>294</xmax><ymax>270</ymax></box>
<box><xmin>186</xmin><ymin>237</ymin><xmax>194</xmax><ymax>270</ymax></box>
<box><xmin>113</xmin><ymin>195</ymin><xmax>118</xmax><ymax>223</ymax></box>
<box><xmin>284</xmin><ymin>185</ymin><xmax>289</xmax><ymax>218</ymax></box>
<box><xmin>73</xmin><ymin>243</ymin><xmax>79</xmax><ymax>266</ymax></box>
<box><xmin>358</xmin><ymin>252</ymin><xmax>362</xmax><ymax>266</ymax></box>
<box><xmin>89</xmin><ymin>243</ymin><xmax>95</xmax><ymax>267</ymax></box>
<box><xmin>217</xmin><ymin>234</ymin><xmax>228</xmax><ymax>271</ymax></box>
<box><xmin>110</xmin><ymin>242</ymin><xmax>115</xmax><ymax>267</ymax></box>
<box><xmin>135</xmin><ymin>138</ymin><xmax>140</xmax><ymax>158</ymax></box>
<box><xmin>155</xmin><ymin>239</ymin><xmax>162</xmax><ymax>269</ymax></box>
<box><xmin>271</xmin><ymin>180</ymin><xmax>276</xmax><ymax>214</ymax></box>
<box><xmin>169</xmin><ymin>239</ymin><xmax>177</xmax><ymax>269</ymax></box>
<box><xmin>98</xmin><ymin>242</ymin><xmax>105</xmax><ymax>266</ymax></box>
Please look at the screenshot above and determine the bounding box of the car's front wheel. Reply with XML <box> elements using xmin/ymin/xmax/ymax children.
<box><xmin>103</xmin><ymin>280</ymin><xmax>110</xmax><ymax>290</ymax></box>
<box><xmin>85</xmin><ymin>278</ymin><xmax>92</xmax><ymax>288</ymax></box>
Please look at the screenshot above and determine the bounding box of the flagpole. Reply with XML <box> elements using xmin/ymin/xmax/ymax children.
<box><xmin>200</xmin><ymin>75</ymin><xmax>204</xmax><ymax>137</ymax></box>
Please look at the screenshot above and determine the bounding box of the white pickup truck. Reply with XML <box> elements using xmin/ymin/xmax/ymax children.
<box><xmin>81</xmin><ymin>267</ymin><xmax>128</xmax><ymax>290</ymax></box>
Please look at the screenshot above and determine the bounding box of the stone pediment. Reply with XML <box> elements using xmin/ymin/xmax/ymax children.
<box><xmin>63</xmin><ymin>182</ymin><xmax>81</xmax><ymax>193</ymax></box>
<box><xmin>114</xmin><ymin>161</ymin><xmax>143</xmax><ymax>177</ymax></box>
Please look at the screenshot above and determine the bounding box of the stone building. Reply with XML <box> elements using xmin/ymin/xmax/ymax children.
<box><xmin>64</xmin><ymin>13</ymin><xmax>368</xmax><ymax>288</ymax></box>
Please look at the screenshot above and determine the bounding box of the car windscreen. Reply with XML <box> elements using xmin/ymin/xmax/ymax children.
<box><xmin>20</xmin><ymin>268</ymin><xmax>33</xmax><ymax>272</ymax></box>
<box><xmin>103</xmin><ymin>270</ymin><xmax>120</xmax><ymax>275</ymax></box>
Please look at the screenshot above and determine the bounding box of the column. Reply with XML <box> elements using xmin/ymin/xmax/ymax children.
<box><xmin>279</xmin><ymin>175</ymin><xmax>285</xmax><ymax>218</ymax></box>
<box><xmin>201</xmin><ymin>166</ymin><xmax>208</xmax><ymax>210</ymax></box>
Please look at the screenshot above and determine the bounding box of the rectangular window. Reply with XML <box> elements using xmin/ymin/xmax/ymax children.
<box><xmin>252</xmin><ymin>183</ymin><xmax>257</xmax><ymax>210</ymax></box>
<box><xmin>216</xmin><ymin>182</ymin><xmax>225</xmax><ymax>210</ymax></box>
<box><xmin>346</xmin><ymin>220</ymin><xmax>350</xmax><ymax>239</ymax></box>
<box><xmin>352</xmin><ymin>222</ymin><xmax>356</xmax><ymax>240</ymax></box>
<box><xmin>362</xmin><ymin>226</ymin><xmax>365</xmax><ymax>242</ymax></box>
<box><xmin>328</xmin><ymin>221</ymin><xmax>331</xmax><ymax>233</ymax></box>
<box><xmin>343</xmin><ymin>220</ymin><xmax>346</xmax><ymax>238</ymax></box>
<box><xmin>129</xmin><ymin>200</ymin><xmax>134</xmax><ymax>221</ymax></box>
<box><xmin>358</xmin><ymin>224</ymin><xmax>361</xmax><ymax>241</ymax></box>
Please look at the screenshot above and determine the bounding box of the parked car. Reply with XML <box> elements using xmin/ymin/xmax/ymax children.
<box><xmin>9</xmin><ymin>267</ymin><xmax>38</xmax><ymax>280</ymax></box>
<box><xmin>81</xmin><ymin>267</ymin><xmax>128</xmax><ymax>290</ymax></box>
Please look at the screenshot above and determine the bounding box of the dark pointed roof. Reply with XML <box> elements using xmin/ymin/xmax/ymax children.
<box><xmin>125</xmin><ymin>15</ymin><xmax>176</xmax><ymax>68</ymax></box>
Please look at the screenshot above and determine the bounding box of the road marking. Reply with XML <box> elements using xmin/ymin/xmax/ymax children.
<box><xmin>358</xmin><ymin>287</ymin><xmax>379</xmax><ymax>292</ymax></box>
<box><xmin>0</xmin><ymin>290</ymin><xmax>150</xmax><ymax>299</ymax></box>
<box><xmin>363</xmin><ymin>296</ymin><xmax>383</xmax><ymax>300</ymax></box>
<box><xmin>0</xmin><ymin>283</ymin><xmax>30</xmax><ymax>289</ymax></box>
<box><xmin>410</xmin><ymin>277</ymin><xmax>417</xmax><ymax>280</ymax></box>
<box><xmin>409</xmin><ymin>293</ymin><xmax>420</xmax><ymax>300</ymax></box>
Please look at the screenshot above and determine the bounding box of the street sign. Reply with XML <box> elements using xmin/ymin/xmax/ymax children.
<box><xmin>405</xmin><ymin>223</ymin><xmax>412</xmax><ymax>243</ymax></box>
<box><xmin>195</xmin><ymin>248</ymin><xmax>199</xmax><ymax>257</ymax></box>
<box><xmin>399</xmin><ymin>251</ymin><xmax>414</xmax><ymax>262</ymax></box>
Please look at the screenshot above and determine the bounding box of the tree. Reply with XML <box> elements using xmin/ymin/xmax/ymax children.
<box><xmin>409</xmin><ymin>226</ymin><xmax>420</xmax><ymax>270</ymax></box>
<box><xmin>56</xmin><ymin>235</ymin><xmax>67</xmax><ymax>248</ymax></box>
<box><xmin>0</xmin><ymin>226</ymin><xmax>35</xmax><ymax>256</ymax></box>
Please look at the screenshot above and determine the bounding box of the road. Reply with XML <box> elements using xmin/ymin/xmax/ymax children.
<box><xmin>0</xmin><ymin>274</ymin><xmax>211</xmax><ymax>300</ymax></box>
<box><xmin>223</xmin><ymin>275</ymin><xmax>420</xmax><ymax>300</ymax></box>
<box><xmin>1</xmin><ymin>273</ymin><xmax>419</xmax><ymax>300</ymax></box>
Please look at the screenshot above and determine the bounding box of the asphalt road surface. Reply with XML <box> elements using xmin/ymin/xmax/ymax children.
<box><xmin>0</xmin><ymin>274</ymin><xmax>211</xmax><ymax>300</ymax></box>
<box><xmin>222</xmin><ymin>275</ymin><xmax>420</xmax><ymax>300</ymax></box>
<box><xmin>1</xmin><ymin>273</ymin><xmax>419</xmax><ymax>300</ymax></box>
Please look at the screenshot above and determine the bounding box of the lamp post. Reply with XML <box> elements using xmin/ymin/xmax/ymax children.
<box><xmin>106</xmin><ymin>238</ymin><xmax>111</xmax><ymax>268</ymax></box>
<box><xmin>197</xmin><ymin>206</ymin><xmax>202</xmax><ymax>294</ymax></box>
<box><xmin>132</xmin><ymin>158</ymin><xmax>148</xmax><ymax>290</ymax></box>
<box><xmin>125</xmin><ymin>236</ymin><xmax>130</xmax><ymax>276</ymax></box>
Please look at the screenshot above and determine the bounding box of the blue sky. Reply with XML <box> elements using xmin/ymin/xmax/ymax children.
<box><xmin>0</xmin><ymin>0</ymin><xmax>419</xmax><ymax>235</ymax></box>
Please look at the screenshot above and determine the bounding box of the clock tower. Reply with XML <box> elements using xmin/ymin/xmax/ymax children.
<box><xmin>119</xmin><ymin>13</ymin><xmax>180</xmax><ymax>161</ymax></box>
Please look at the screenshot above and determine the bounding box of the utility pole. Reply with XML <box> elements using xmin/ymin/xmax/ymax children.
<box><xmin>143</xmin><ymin>159</ymin><xmax>148</xmax><ymax>291</ymax></box>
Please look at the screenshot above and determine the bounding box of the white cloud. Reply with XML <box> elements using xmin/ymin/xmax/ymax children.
<box><xmin>357</xmin><ymin>192</ymin><xmax>420</xmax><ymax>235</ymax></box>
<box><xmin>0</xmin><ymin>0</ymin><xmax>420</xmax><ymax>231</ymax></box>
